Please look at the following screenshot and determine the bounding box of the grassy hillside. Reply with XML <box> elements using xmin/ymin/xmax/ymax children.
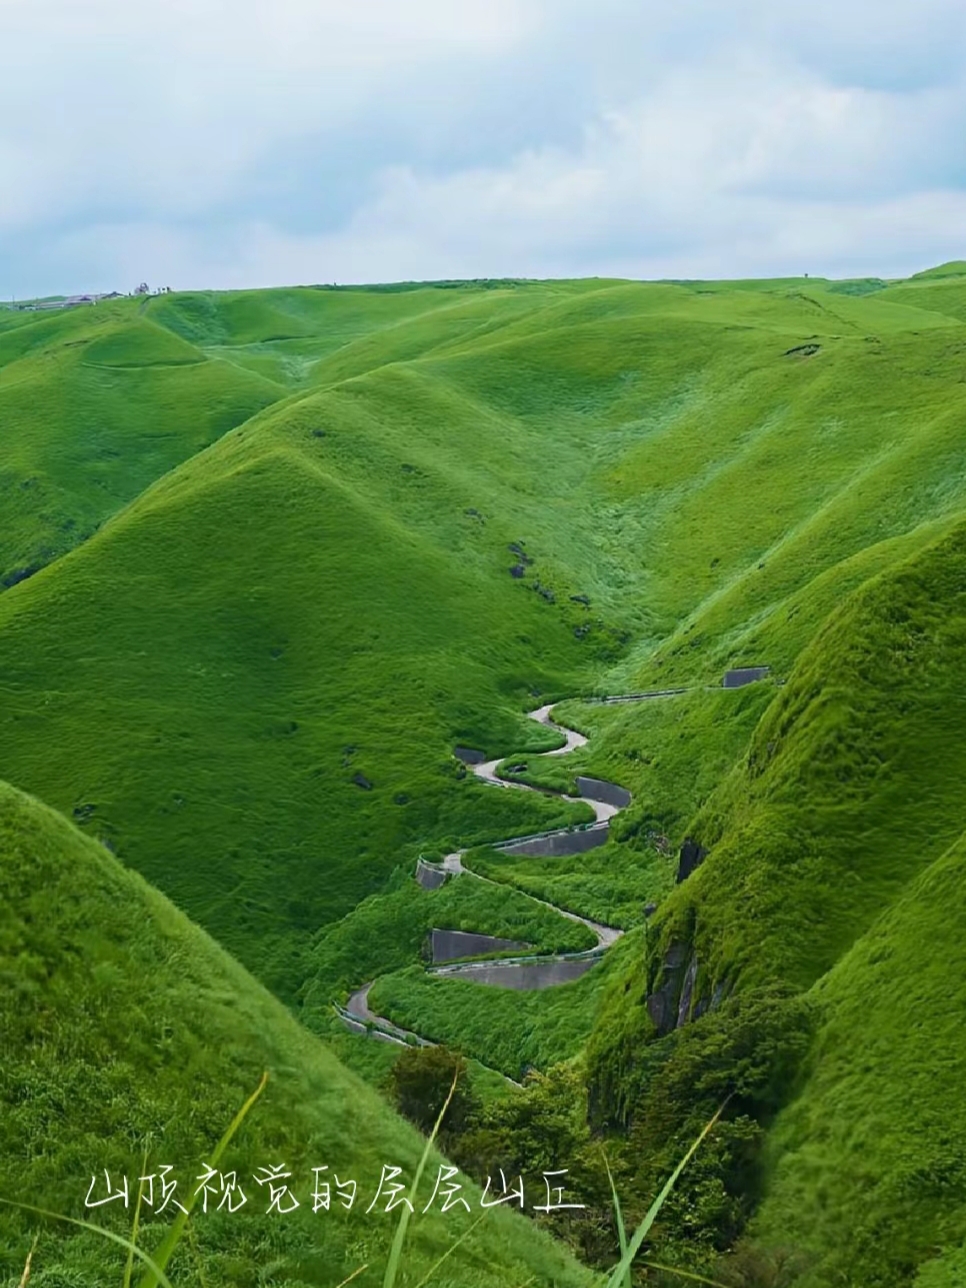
<box><xmin>0</xmin><ymin>300</ymin><xmax>283</xmax><ymax>588</ymax></box>
<box><xmin>754</xmin><ymin>828</ymin><xmax>966</xmax><ymax>1285</ymax></box>
<box><xmin>0</xmin><ymin>778</ymin><xmax>595</xmax><ymax>1288</ymax></box>
<box><xmin>3</xmin><ymin>277</ymin><xmax>966</xmax><ymax>1003</ymax></box>
<box><xmin>301</xmin><ymin>870</ymin><xmax>595</xmax><ymax>1005</ymax></box>
<box><xmin>644</xmin><ymin>516</ymin><xmax>966</xmax><ymax>996</ymax></box>
<box><xmin>0</xmin><ymin>402</ymin><xmax>596</xmax><ymax>995</ymax></box>
<box><xmin>6</xmin><ymin>272</ymin><xmax>966</xmax><ymax>1283</ymax></box>
<box><xmin>579</xmin><ymin>515</ymin><xmax>966</xmax><ymax>1284</ymax></box>
<box><xmin>366</xmin><ymin>935</ymin><xmax>637</xmax><ymax>1082</ymax></box>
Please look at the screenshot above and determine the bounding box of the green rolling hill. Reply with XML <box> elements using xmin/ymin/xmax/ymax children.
<box><xmin>4</xmin><ymin>266</ymin><xmax>966</xmax><ymax>1285</ymax></box>
<box><xmin>0</xmin><ymin>779</ymin><xmax>593</xmax><ymax>1288</ymax></box>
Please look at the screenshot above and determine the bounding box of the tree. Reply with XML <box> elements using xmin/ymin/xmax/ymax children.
<box><xmin>387</xmin><ymin>1046</ymin><xmax>480</xmax><ymax>1140</ymax></box>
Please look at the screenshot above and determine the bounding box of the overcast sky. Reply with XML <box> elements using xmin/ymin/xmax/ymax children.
<box><xmin>2</xmin><ymin>0</ymin><xmax>965</xmax><ymax>295</ymax></box>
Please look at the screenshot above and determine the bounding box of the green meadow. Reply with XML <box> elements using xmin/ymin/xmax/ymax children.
<box><xmin>4</xmin><ymin>267</ymin><xmax>966</xmax><ymax>1284</ymax></box>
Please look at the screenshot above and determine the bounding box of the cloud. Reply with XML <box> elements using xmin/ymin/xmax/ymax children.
<box><xmin>1</xmin><ymin>0</ymin><xmax>965</xmax><ymax>294</ymax></box>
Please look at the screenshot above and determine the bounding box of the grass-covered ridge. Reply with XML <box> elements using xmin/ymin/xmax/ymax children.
<box><xmin>649</xmin><ymin>515</ymin><xmax>966</xmax><ymax>994</ymax></box>
<box><xmin>6</xmin><ymin>270</ymin><xmax>966</xmax><ymax>1283</ymax></box>
<box><xmin>4</xmin><ymin>273</ymin><xmax>966</xmax><ymax>1005</ymax></box>
<box><xmin>0</xmin><ymin>778</ymin><xmax>594</xmax><ymax>1288</ymax></box>
<box><xmin>579</xmin><ymin>515</ymin><xmax>966</xmax><ymax>1284</ymax></box>
<box><xmin>755</xmin><ymin>827</ymin><xmax>966</xmax><ymax>1285</ymax></box>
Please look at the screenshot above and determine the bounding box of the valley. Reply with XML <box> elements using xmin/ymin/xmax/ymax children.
<box><xmin>4</xmin><ymin>266</ymin><xmax>966</xmax><ymax>1285</ymax></box>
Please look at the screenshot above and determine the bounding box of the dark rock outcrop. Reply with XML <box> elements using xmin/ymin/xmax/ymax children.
<box><xmin>2</xmin><ymin>565</ymin><xmax>40</xmax><ymax>589</ymax></box>
<box><xmin>676</xmin><ymin>836</ymin><xmax>707</xmax><ymax>883</ymax></box>
<box><xmin>645</xmin><ymin>942</ymin><xmax>689</xmax><ymax>1034</ymax></box>
<box><xmin>508</xmin><ymin>542</ymin><xmax>533</xmax><ymax>565</ymax></box>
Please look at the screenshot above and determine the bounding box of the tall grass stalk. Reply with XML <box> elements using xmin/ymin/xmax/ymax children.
<box><xmin>122</xmin><ymin>1148</ymin><xmax>149</xmax><ymax>1288</ymax></box>
<box><xmin>382</xmin><ymin>1065</ymin><xmax>461</xmax><ymax>1288</ymax></box>
<box><xmin>640</xmin><ymin>1261</ymin><xmax>728</xmax><ymax>1286</ymax></box>
<box><xmin>603</xmin><ymin>1104</ymin><xmax>726</xmax><ymax>1288</ymax></box>
<box><xmin>0</xmin><ymin>1201</ymin><xmax>175</xmax><ymax>1288</ymax></box>
<box><xmin>410</xmin><ymin>1213</ymin><xmax>486</xmax><ymax>1288</ymax></box>
<box><xmin>17</xmin><ymin>1234</ymin><xmax>38</xmax><ymax>1288</ymax></box>
<box><xmin>601</xmin><ymin>1148</ymin><xmax>630</xmax><ymax>1288</ymax></box>
<box><xmin>136</xmin><ymin>1070</ymin><xmax>268</xmax><ymax>1288</ymax></box>
<box><xmin>334</xmin><ymin>1266</ymin><xmax>370</xmax><ymax>1287</ymax></box>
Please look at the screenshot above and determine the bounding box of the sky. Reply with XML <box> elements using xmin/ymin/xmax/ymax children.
<box><xmin>2</xmin><ymin>0</ymin><xmax>965</xmax><ymax>295</ymax></box>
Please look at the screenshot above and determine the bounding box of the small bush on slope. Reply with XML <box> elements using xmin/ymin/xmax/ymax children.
<box><xmin>0</xmin><ymin>780</ymin><xmax>593</xmax><ymax>1288</ymax></box>
<box><xmin>387</xmin><ymin>1048</ymin><xmax>481</xmax><ymax>1141</ymax></box>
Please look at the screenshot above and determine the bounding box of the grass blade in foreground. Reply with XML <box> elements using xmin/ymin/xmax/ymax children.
<box><xmin>0</xmin><ymin>1201</ymin><xmax>175</xmax><ymax>1288</ymax></box>
<box><xmin>122</xmin><ymin>1148</ymin><xmax>149</xmax><ymax>1288</ymax></box>
<box><xmin>17</xmin><ymin>1234</ymin><xmax>38</xmax><ymax>1288</ymax></box>
<box><xmin>641</xmin><ymin>1261</ymin><xmax>728</xmax><ymax>1287</ymax></box>
<box><xmin>601</xmin><ymin>1149</ymin><xmax>630</xmax><ymax>1288</ymax></box>
<box><xmin>334</xmin><ymin>1266</ymin><xmax>369</xmax><ymax>1287</ymax></box>
<box><xmin>410</xmin><ymin>1212</ymin><xmax>486</xmax><ymax>1288</ymax></box>
<box><xmin>138</xmin><ymin>1070</ymin><xmax>269</xmax><ymax>1288</ymax></box>
<box><xmin>383</xmin><ymin>1067</ymin><xmax>460</xmax><ymax>1288</ymax></box>
<box><xmin>603</xmin><ymin>1104</ymin><xmax>726</xmax><ymax>1288</ymax></box>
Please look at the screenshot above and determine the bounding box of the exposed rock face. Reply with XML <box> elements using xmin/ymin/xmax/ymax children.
<box><xmin>692</xmin><ymin>977</ymin><xmax>728</xmax><ymax>1022</ymax></box>
<box><xmin>453</xmin><ymin>746</ymin><xmax>486</xmax><ymax>765</ymax></box>
<box><xmin>676</xmin><ymin>836</ymin><xmax>707</xmax><ymax>883</ymax></box>
<box><xmin>645</xmin><ymin>942</ymin><xmax>689</xmax><ymax>1034</ymax></box>
<box><xmin>676</xmin><ymin>953</ymin><xmax>699</xmax><ymax>1027</ymax></box>
<box><xmin>645</xmin><ymin>941</ymin><xmax>705</xmax><ymax>1035</ymax></box>
<box><xmin>2</xmin><ymin>565</ymin><xmax>39</xmax><ymax>588</ymax></box>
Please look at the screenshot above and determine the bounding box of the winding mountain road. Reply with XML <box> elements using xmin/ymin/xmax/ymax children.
<box><xmin>334</xmin><ymin>676</ymin><xmax>770</xmax><ymax>1065</ymax></box>
<box><xmin>339</xmin><ymin>701</ymin><xmax>635</xmax><ymax>1053</ymax></box>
